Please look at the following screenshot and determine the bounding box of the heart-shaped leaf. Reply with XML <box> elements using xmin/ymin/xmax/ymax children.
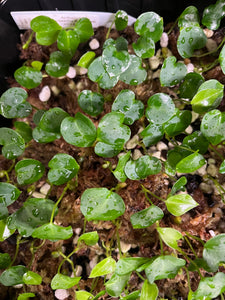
<box><xmin>202</xmin><ymin>0</ymin><xmax>225</xmax><ymax>30</ymax></box>
<box><xmin>112</xmin><ymin>90</ymin><xmax>144</xmax><ymax>125</ymax></box>
<box><xmin>80</xmin><ymin>187</ymin><xmax>125</xmax><ymax>221</ymax></box>
<box><xmin>182</xmin><ymin>131</ymin><xmax>209</xmax><ymax>154</ymax></box>
<box><xmin>32</xmin><ymin>223</ymin><xmax>73</xmax><ymax>241</ymax></box>
<box><xmin>115</xmin><ymin>10</ymin><xmax>128</xmax><ymax>31</ymax></box>
<box><xmin>163</xmin><ymin>109</ymin><xmax>192</xmax><ymax>136</ymax></box>
<box><xmin>0</xmin><ymin>128</ymin><xmax>25</xmax><ymax>159</ymax></box>
<box><xmin>166</xmin><ymin>194</ymin><xmax>198</xmax><ymax>216</ymax></box>
<box><xmin>48</xmin><ymin>153</ymin><xmax>79</xmax><ymax>185</ymax></box>
<box><xmin>145</xmin><ymin>255</ymin><xmax>186</xmax><ymax>283</ymax></box>
<box><xmin>140</xmin><ymin>123</ymin><xmax>164</xmax><ymax>147</ymax></box>
<box><xmin>61</xmin><ymin>112</ymin><xmax>96</xmax><ymax>147</ymax></box>
<box><xmin>78</xmin><ymin>231</ymin><xmax>99</xmax><ymax>246</ymax></box>
<box><xmin>176</xmin><ymin>152</ymin><xmax>206</xmax><ymax>173</ymax></box>
<box><xmin>133</xmin><ymin>35</ymin><xmax>155</xmax><ymax>59</ymax></box>
<box><xmin>191</xmin><ymin>79</ymin><xmax>224</xmax><ymax>113</ymax></box>
<box><xmin>131</xmin><ymin>205</ymin><xmax>164</xmax><ymax>229</ymax></box>
<box><xmin>78</xmin><ymin>90</ymin><xmax>104</xmax><ymax>117</ymax></box>
<box><xmin>0</xmin><ymin>265</ymin><xmax>27</xmax><ymax>286</ymax></box>
<box><xmin>179</xmin><ymin>72</ymin><xmax>205</xmax><ymax>99</ymax></box>
<box><xmin>74</xmin><ymin>18</ymin><xmax>94</xmax><ymax>43</ymax></box>
<box><xmin>160</xmin><ymin>56</ymin><xmax>187</xmax><ymax>87</ymax></box>
<box><xmin>14</xmin><ymin>121</ymin><xmax>33</xmax><ymax>143</ymax></box>
<box><xmin>51</xmin><ymin>273</ymin><xmax>81</xmax><ymax>289</ymax></box>
<box><xmin>57</xmin><ymin>29</ymin><xmax>80</xmax><ymax>57</ymax></box>
<box><xmin>14</xmin><ymin>66</ymin><xmax>42</xmax><ymax>89</ymax></box>
<box><xmin>32</xmin><ymin>127</ymin><xmax>61</xmax><ymax>143</ymax></box>
<box><xmin>200</xmin><ymin>109</ymin><xmax>225</xmax><ymax>145</ymax></box>
<box><xmin>0</xmin><ymin>87</ymin><xmax>31</xmax><ymax>118</ymax></box>
<box><xmin>23</xmin><ymin>271</ymin><xmax>42</xmax><ymax>285</ymax></box>
<box><xmin>105</xmin><ymin>272</ymin><xmax>131</xmax><ymax>297</ymax></box>
<box><xmin>157</xmin><ymin>227</ymin><xmax>183</xmax><ymax>250</ymax></box>
<box><xmin>113</xmin><ymin>151</ymin><xmax>131</xmax><ymax>183</ymax></box>
<box><xmin>89</xmin><ymin>257</ymin><xmax>116</xmax><ymax>278</ymax></box>
<box><xmin>15</xmin><ymin>159</ymin><xmax>45</xmax><ymax>185</ymax></box>
<box><xmin>140</xmin><ymin>280</ymin><xmax>158</xmax><ymax>300</ymax></box>
<box><xmin>178</xmin><ymin>6</ymin><xmax>200</xmax><ymax>28</ymax></box>
<box><xmin>45</xmin><ymin>51</ymin><xmax>70</xmax><ymax>77</ymax></box>
<box><xmin>165</xmin><ymin>147</ymin><xmax>192</xmax><ymax>176</ymax></box>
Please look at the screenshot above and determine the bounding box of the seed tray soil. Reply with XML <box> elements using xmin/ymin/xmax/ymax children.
<box><xmin>1</xmin><ymin>21</ymin><xmax>225</xmax><ymax>300</ymax></box>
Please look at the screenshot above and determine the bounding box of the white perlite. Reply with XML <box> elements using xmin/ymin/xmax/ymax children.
<box><xmin>40</xmin><ymin>183</ymin><xmax>50</xmax><ymax>195</ymax></box>
<box><xmin>126</xmin><ymin>134</ymin><xmax>139</xmax><ymax>150</ymax></box>
<box><xmin>203</xmin><ymin>28</ymin><xmax>214</xmax><ymax>38</ymax></box>
<box><xmin>149</xmin><ymin>56</ymin><xmax>160</xmax><ymax>70</ymax></box>
<box><xmin>66</xmin><ymin>66</ymin><xmax>76</xmax><ymax>79</ymax></box>
<box><xmin>39</xmin><ymin>85</ymin><xmax>51</xmax><ymax>102</ymax></box>
<box><xmin>89</xmin><ymin>38</ymin><xmax>100</xmax><ymax>50</ymax></box>
<box><xmin>160</xmin><ymin>32</ymin><xmax>169</xmax><ymax>48</ymax></box>
<box><xmin>186</xmin><ymin>63</ymin><xmax>194</xmax><ymax>73</ymax></box>
<box><xmin>156</xmin><ymin>141</ymin><xmax>168</xmax><ymax>151</ymax></box>
<box><xmin>207</xmin><ymin>164</ymin><xmax>218</xmax><ymax>177</ymax></box>
<box><xmin>120</xmin><ymin>241</ymin><xmax>131</xmax><ymax>253</ymax></box>
<box><xmin>55</xmin><ymin>289</ymin><xmax>69</xmax><ymax>300</ymax></box>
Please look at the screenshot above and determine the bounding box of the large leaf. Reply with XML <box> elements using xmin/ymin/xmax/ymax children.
<box><xmin>163</xmin><ymin>109</ymin><xmax>192</xmax><ymax>137</ymax></box>
<box><xmin>78</xmin><ymin>231</ymin><xmax>99</xmax><ymax>246</ymax></box>
<box><xmin>89</xmin><ymin>257</ymin><xmax>116</xmax><ymax>278</ymax></box>
<box><xmin>14</xmin><ymin>66</ymin><xmax>42</xmax><ymax>89</ymax></box>
<box><xmin>0</xmin><ymin>182</ymin><xmax>21</xmax><ymax>209</ymax></box>
<box><xmin>182</xmin><ymin>131</ymin><xmax>209</xmax><ymax>154</ymax></box>
<box><xmin>0</xmin><ymin>265</ymin><xmax>27</xmax><ymax>286</ymax></box>
<box><xmin>32</xmin><ymin>223</ymin><xmax>73</xmax><ymax>241</ymax></box>
<box><xmin>131</xmin><ymin>205</ymin><xmax>164</xmax><ymax>229</ymax></box>
<box><xmin>202</xmin><ymin>0</ymin><xmax>225</xmax><ymax>30</ymax></box>
<box><xmin>23</xmin><ymin>271</ymin><xmax>42</xmax><ymax>285</ymax></box>
<box><xmin>105</xmin><ymin>272</ymin><xmax>131</xmax><ymax>297</ymax></box>
<box><xmin>115</xmin><ymin>10</ymin><xmax>128</xmax><ymax>31</ymax></box>
<box><xmin>57</xmin><ymin>29</ymin><xmax>80</xmax><ymax>57</ymax></box>
<box><xmin>166</xmin><ymin>194</ymin><xmax>198</xmax><ymax>216</ymax></box>
<box><xmin>115</xmin><ymin>257</ymin><xmax>151</xmax><ymax>275</ymax></box>
<box><xmin>51</xmin><ymin>273</ymin><xmax>81</xmax><ymax>289</ymax></box>
<box><xmin>178</xmin><ymin>6</ymin><xmax>199</xmax><ymax>28</ymax></box>
<box><xmin>0</xmin><ymin>128</ymin><xmax>25</xmax><ymax>159</ymax></box>
<box><xmin>45</xmin><ymin>51</ymin><xmax>70</xmax><ymax>77</ymax></box>
<box><xmin>176</xmin><ymin>152</ymin><xmax>206</xmax><ymax>173</ymax></box>
<box><xmin>179</xmin><ymin>72</ymin><xmax>205</xmax><ymax>99</ymax></box>
<box><xmin>78</xmin><ymin>90</ymin><xmax>104</xmax><ymax>117</ymax></box>
<box><xmin>15</xmin><ymin>159</ymin><xmax>45</xmax><ymax>185</ymax></box>
<box><xmin>140</xmin><ymin>280</ymin><xmax>158</xmax><ymax>300</ymax></box>
<box><xmin>74</xmin><ymin>17</ymin><xmax>94</xmax><ymax>43</ymax></box>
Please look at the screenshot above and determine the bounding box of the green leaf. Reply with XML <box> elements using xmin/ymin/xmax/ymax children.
<box><xmin>115</xmin><ymin>10</ymin><xmax>128</xmax><ymax>31</ymax></box>
<box><xmin>76</xmin><ymin>291</ymin><xmax>94</xmax><ymax>300</ymax></box>
<box><xmin>119</xmin><ymin>55</ymin><xmax>147</xmax><ymax>85</ymax></box>
<box><xmin>160</xmin><ymin>56</ymin><xmax>187</xmax><ymax>87</ymax></box>
<box><xmin>45</xmin><ymin>51</ymin><xmax>70</xmax><ymax>77</ymax></box>
<box><xmin>78</xmin><ymin>231</ymin><xmax>99</xmax><ymax>246</ymax></box>
<box><xmin>191</xmin><ymin>79</ymin><xmax>224</xmax><ymax>113</ymax></box>
<box><xmin>219</xmin><ymin>44</ymin><xmax>225</xmax><ymax>74</ymax></box>
<box><xmin>30</xmin><ymin>15</ymin><xmax>62</xmax><ymax>45</ymax></box>
<box><xmin>17</xmin><ymin>293</ymin><xmax>35</xmax><ymax>300</ymax></box>
<box><xmin>15</xmin><ymin>159</ymin><xmax>45</xmax><ymax>185</ymax></box>
<box><xmin>8</xmin><ymin>198</ymin><xmax>56</xmax><ymax>237</ymax></box>
<box><xmin>32</xmin><ymin>127</ymin><xmax>60</xmax><ymax>143</ymax></box>
<box><xmin>179</xmin><ymin>72</ymin><xmax>205</xmax><ymax>99</ymax></box>
<box><xmin>145</xmin><ymin>255</ymin><xmax>186</xmax><ymax>283</ymax></box>
<box><xmin>0</xmin><ymin>128</ymin><xmax>25</xmax><ymax>159</ymax></box>
<box><xmin>23</xmin><ymin>271</ymin><xmax>42</xmax><ymax>285</ymax></box>
<box><xmin>0</xmin><ymin>182</ymin><xmax>21</xmax><ymax>208</ymax></box>
<box><xmin>89</xmin><ymin>257</ymin><xmax>116</xmax><ymax>278</ymax></box>
<box><xmin>39</xmin><ymin>107</ymin><xmax>69</xmax><ymax>133</ymax></box>
<box><xmin>113</xmin><ymin>151</ymin><xmax>131</xmax><ymax>183</ymax></box>
<box><xmin>74</xmin><ymin>18</ymin><xmax>94</xmax><ymax>43</ymax></box>
<box><xmin>182</xmin><ymin>131</ymin><xmax>209</xmax><ymax>154</ymax></box>
<box><xmin>14</xmin><ymin>66</ymin><xmax>42</xmax><ymax>89</ymax></box>
<box><xmin>115</xmin><ymin>257</ymin><xmax>151</xmax><ymax>275</ymax></box>
<box><xmin>61</xmin><ymin>112</ymin><xmax>96</xmax><ymax>147</ymax></box>
<box><xmin>121</xmin><ymin>291</ymin><xmax>140</xmax><ymax>300</ymax></box>
<box><xmin>48</xmin><ymin>153</ymin><xmax>79</xmax><ymax>185</ymax></box>
<box><xmin>51</xmin><ymin>273</ymin><xmax>80</xmax><ymax>289</ymax></box>
<box><xmin>170</xmin><ymin>176</ymin><xmax>187</xmax><ymax>196</ymax></box>
<box><xmin>203</xmin><ymin>233</ymin><xmax>225</xmax><ymax>272</ymax></box>
<box><xmin>177</xmin><ymin>25</ymin><xmax>207</xmax><ymax>58</ymax></box>
<box><xmin>133</xmin><ymin>35</ymin><xmax>155</xmax><ymax>59</ymax></box>
<box><xmin>115</xmin><ymin>37</ymin><xmax>128</xmax><ymax>52</ymax></box>
<box><xmin>176</xmin><ymin>152</ymin><xmax>206</xmax><ymax>173</ymax></box>
<box><xmin>0</xmin><ymin>219</ymin><xmax>15</xmax><ymax>241</ymax></box>
<box><xmin>112</xmin><ymin>90</ymin><xmax>144</xmax><ymax>125</ymax></box>
<box><xmin>0</xmin><ymin>265</ymin><xmax>27</xmax><ymax>286</ymax></box>
<box><xmin>0</xmin><ymin>87</ymin><xmax>31</xmax><ymax>118</ymax></box>
<box><xmin>134</xmin><ymin>12</ymin><xmax>163</xmax><ymax>42</ymax></box>
<box><xmin>77</xmin><ymin>51</ymin><xmax>96</xmax><ymax>68</ymax></box>
<box><xmin>192</xmin><ymin>272</ymin><xmax>225</xmax><ymax>300</ymax></box>
<box><xmin>146</xmin><ymin>93</ymin><xmax>176</xmax><ymax>125</ymax></box>
<box><xmin>163</xmin><ymin>109</ymin><xmax>192</xmax><ymax>137</ymax></box>
<box><xmin>31</xmin><ymin>60</ymin><xmax>43</xmax><ymax>71</ymax></box>
<box><xmin>178</xmin><ymin>6</ymin><xmax>200</xmax><ymax>28</ymax></box>
<box><xmin>105</xmin><ymin>272</ymin><xmax>131</xmax><ymax>297</ymax></box>
<box><xmin>131</xmin><ymin>205</ymin><xmax>164</xmax><ymax>229</ymax></box>
<box><xmin>166</xmin><ymin>194</ymin><xmax>198</xmax><ymax>216</ymax></box>
<box><xmin>57</xmin><ymin>29</ymin><xmax>80</xmax><ymax>57</ymax></box>
<box><xmin>0</xmin><ymin>253</ymin><xmax>11</xmax><ymax>269</ymax></box>
<box><xmin>157</xmin><ymin>227</ymin><xmax>183</xmax><ymax>250</ymax></box>
<box><xmin>165</xmin><ymin>146</ymin><xmax>192</xmax><ymax>176</ymax></box>
<box><xmin>202</xmin><ymin>0</ymin><xmax>225</xmax><ymax>30</ymax></box>
<box><xmin>140</xmin><ymin>123</ymin><xmax>164</xmax><ymax>147</ymax></box>
<box><xmin>140</xmin><ymin>280</ymin><xmax>158</xmax><ymax>300</ymax></box>
<box><xmin>80</xmin><ymin>187</ymin><xmax>125</xmax><ymax>221</ymax></box>
<box><xmin>125</xmin><ymin>155</ymin><xmax>162</xmax><ymax>180</ymax></box>
<box><xmin>201</xmin><ymin>109</ymin><xmax>225</xmax><ymax>145</ymax></box>
<box><xmin>219</xmin><ymin>160</ymin><xmax>225</xmax><ymax>174</ymax></box>
<box><xmin>32</xmin><ymin>223</ymin><xmax>73</xmax><ymax>241</ymax></box>
<box><xmin>14</xmin><ymin>121</ymin><xmax>33</xmax><ymax>143</ymax></box>
<box><xmin>78</xmin><ymin>90</ymin><xmax>104</xmax><ymax>117</ymax></box>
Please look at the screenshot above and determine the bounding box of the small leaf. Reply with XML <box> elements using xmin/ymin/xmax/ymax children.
<box><xmin>131</xmin><ymin>205</ymin><xmax>164</xmax><ymax>229</ymax></box>
<box><xmin>0</xmin><ymin>219</ymin><xmax>15</xmax><ymax>241</ymax></box>
<box><xmin>105</xmin><ymin>272</ymin><xmax>131</xmax><ymax>297</ymax></box>
<box><xmin>80</xmin><ymin>188</ymin><xmax>125</xmax><ymax>221</ymax></box>
<box><xmin>166</xmin><ymin>194</ymin><xmax>198</xmax><ymax>216</ymax></box>
<box><xmin>0</xmin><ymin>253</ymin><xmax>11</xmax><ymax>269</ymax></box>
<box><xmin>14</xmin><ymin>66</ymin><xmax>42</xmax><ymax>89</ymax></box>
<box><xmin>45</xmin><ymin>51</ymin><xmax>70</xmax><ymax>77</ymax></box>
<box><xmin>145</xmin><ymin>255</ymin><xmax>186</xmax><ymax>283</ymax></box>
<box><xmin>113</xmin><ymin>151</ymin><xmax>131</xmax><ymax>183</ymax></box>
<box><xmin>51</xmin><ymin>273</ymin><xmax>81</xmax><ymax>289</ymax></box>
<box><xmin>89</xmin><ymin>257</ymin><xmax>116</xmax><ymax>278</ymax></box>
<box><xmin>140</xmin><ymin>123</ymin><xmax>163</xmax><ymax>147</ymax></box>
<box><xmin>18</xmin><ymin>293</ymin><xmax>35</xmax><ymax>300</ymax></box>
<box><xmin>219</xmin><ymin>160</ymin><xmax>225</xmax><ymax>174</ymax></box>
<box><xmin>14</xmin><ymin>121</ymin><xmax>33</xmax><ymax>143</ymax></box>
<box><xmin>0</xmin><ymin>128</ymin><xmax>25</xmax><ymax>159</ymax></box>
<box><xmin>15</xmin><ymin>159</ymin><xmax>45</xmax><ymax>185</ymax></box>
<box><xmin>178</xmin><ymin>6</ymin><xmax>200</xmax><ymax>28</ymax></box>
<box><xmin>176</xmin><ymin>152</ymin><xmax>206</xmax><ymax>173</ymax></box>
<box><xmin>182</xmin><ymin>131</ymin><xmax>209</xmax><ymax>154</ymax></box>
<box><xmin>0</xmin><ymin>87</ymin><xmax>31</xmax><ymax>119</ymax></box>
<box><xmin>48</xmin><ymin>153</ymin><xmax>79</xmax><ymax>185</ymax></box>
<box><xmin>115</xmin><ymin>257</ymin><xmax>151</xmax><ymax>275</ymax></box>
<box><xmin>23</xmin><ymin>271</ymin><xmax>42</xmax><ymax>285</ymax></box>
<box><xmin>121</xmin><ymin>291</ymin><xmax>140</xmax><ymax>300</ymax></box>
<box><xmin>140</xmin><ymin>280</ymin><xmax>158</xmax><ymax>300</ymax></box>
<box><xmin>57</xmin><ymin>29</ymin><xmax>80</xmax><ymax>57</ymax></box>
<box><xmin>32</xmin><ymin>223</ymin><xmax>73</xmax><ymax>241</ymax></box>
<box><xmin>76</xmin><ymin>291</ymin><xmax>94</xmax><ymax>300</ymax></box>
<box><xmin>157</xmin><ymin>227</ymin><xmax>183</xmax><ymax>250</ymax></box>
<box><xmin>115</xmin><ymin>10</ymin><xmax>128</xmax><ymax>31</ymax></box>
<box><xmin>61</xmin><ymin>112</ymin><xmax>97</xmax><ymax>147</ymax></box>
<box><xmin>0</xmin><ymin>265</ymin><xmax>27</xmax><ymax>286</ymax></box>
<box><xmin>202</xmin><ymin>0</ymin><xmax>225</xmax><ymax>30</ymax></box>
<box><xmin>170</xmin><ymin>176</ymin><xmax>187</xmax><ymax>196</ymax></box>
<box><xmin>133</xmin><ymin>35</ymin><xmax>155</xmax><ymax>59</ymax></box>
<box><xmin>163</xmin><ymin>109</ymin><xmax>192</xmax><ymax>137</ymax></box>
<box><xmin>78</xmin><ymin>231</ymin><xmax>99</xmax><ymax>246</ymax></box>
<box><xmin>74</xmin><ymin>18</ymin><xmax>94</xmax><ymax>43</ymax></box>
<box><xmin>160</xmin><ymin>56</ymin><xmax>187</xmax><ymax>87</ymax></box>
<box><xmin>31</xmin><ymin>60</ymin><xmax>43</xmax><ymax>71</ymax></box>
<box><xmin>77</xmin><ymin>51</ymin><xmax>96</xmax><ymax>68</ymax></box>
<box><xmin>78</xmin><ymin>90</ymin><xmax>104</xmax><ymax>117</ymax></box>
<box><xmin>179</xmin><ymin>72</ymin><xmax>205</xmax><ymax>99</ymax></box>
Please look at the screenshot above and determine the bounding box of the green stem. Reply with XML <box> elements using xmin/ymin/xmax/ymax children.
<box><xmin>57</xmin><ymin>251</ymin><xmax>75</xmax><ymax>275</ymax></box>
<box><xmin>185</xmin><ymin>232</ymin><xmax>205</xmax><ymax>247</ymax></box>
<box><xmin>50</xmin><ymin>184</ymin><xmax>69</xmax><ymax>224</ymax></box>
<box><xmin>7</xmin><ymin>160</ymin><xmax>15</xmax><ymax>173</ymax></box>
<box><xmin>184</xmin><ymin>236</ymin><xmax>198</xmax><ymax>259</ymax></box>
<box><xmin>115</xmin><ymin>221</ymin><xmax>122</xmax><ymax>258</ymax></box>
<box><xmin>209</xmin><ymin>144</ymin><xmax>224</xmax><ymax>161</ymax></box>
<box><xmin>193</xmin><ymin>36</ymin><xmax>225</xmax><ymax>58</ymax></box>
<box><xmin>83</xmin><ymin>218</ymin><xmax>87</xmax><ymax>234</ymax></box>
<box><xmin>167</xmin><ymin>17</ymin><xmax>179</xmax><ymax>35</ymax></box>
<box><xmin>9</xmin><ymin>235</ymin><xmax>22</xmax><ymax>267</ymax></box>
<box><xmin>183</xmin><ymin>266</ymin><xmax>192</xmax><ymax>292</ymax></box>
<box><xmin>221</xmin><ymin>293</ymin><xmax>225</xmax><ymax>300</ymax></box>
<box><xmin>22</xmin><ymin>31</ymin><xmax>34</xmax><ymax>49</ymax></box>
<box><xmin>106</xmin><ymin>20</ymin><xmax>115</xmax><ymax>40</ymax></box>
<box><xmin>31</xmin><ymin>104</ymin><xmax>42</xmax><ymax>111</ymax></box>
<box><xmin>141</xmin><ymin>184</ymin><xmax>165</xmax><ymax>202</ymax></box>
<box><xmin>136</xmin><ymin>271</ymin><xmax>146</xmax><ymax>281</ymax></box>
<box><xmin>201</xmin><ymin>58</ymin><xmax>219</xmax><ymax>73</ymax></box>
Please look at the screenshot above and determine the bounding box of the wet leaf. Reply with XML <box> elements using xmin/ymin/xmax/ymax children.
<box><xmin>166</xmin><ymin>194</ymin><xmax>198</xmax><ymax>216</ymax></box>
<box><xmin>14</xmin><ymin>121</ymin><xmax>33</xmax><ymax>143</ymax></box>
<box><xmin>78</xmin><ymin>231</ymin><xmax>99</xmax><ymax>246</ymax></box>
<box><xmin>170</xmin><ymin>176</ymin><xmax>187</xmax><ymax>196</ymax></box>
<box><xmin>0</xmin><ymin>219</ymin><xmax>15</xmax><ymax>241</ymax></box>
<box><xmin>178</xmin><ymin>6</ymin><xmax>200</xmax><ymax>28</ymax></box>
<box><xmin>89</xmin><ymin>257</ymin><xmax>116</xmax><ymax>278</ymax></box>
<box><xmin>14</xmin><ymin>66</ymin><xmax>42</xmax><ymax>89</ymax></box>
<box><xmin>57</xmin><ymin>29</ymin><xmax>80</xmax><ymax>57</ymax></box>
<box><xmin>0</xmin><ymin>182</ymin><xmax>21</xmax><ymax>208</ymax></box>
<box><xmin>0</xmin><ymin>128</ymin><xmax>25</xmax><ymax>159</ymax></box>
<box><xmin>80</xmin><ymin>187</ymin><xmax>125</xmax><ymax>221</ymax></box>
<box><xmin>157</xmin><ymin>227</ymin><xmax>183</xmax><ymax>250</ymax></box>
<box><xmin>15</xmin><ymin>159</ymin><xmax>45</xmax><ymax>185</ymax></box>
<box><xmin>121</xmin><ymin>290</ymin><xmax>140</xmax><ymax>300</ymax></box>
<box><xmin>179</xmin><ymin>72</ymin><xmax>205</xmax><ymax>99</ymax></box>
<box><xmin>51</xmin><ymin>273</ymin><xmax>81</xmax><ymax>289</ymax></box>
<box><xmin>163</xmin><ymin>109</ymin><xmax>192</xmax><ymax>136</ymax></box>
<box><xmin>115</xmin><ymin>257</ymin><xmax>151</xmax><ymax>275</ymax></box>
<box><xmin>39</xmin><ymin>107</ymin><xmax>69</xmax><ymax>134</ymax></box>
<box><xmin>105</xmin><ymin>272</ymin><xmax>131</xmax><ymax>297</ymax></box>
<box><xmin>23</xmin><ymin>271</ymin><xmax>42</xmax><ymax>285</ymax></box>
<box><xmin>78</xmin><ymin>90</ymin><xmax>104</xmax><ymax>117</ymax></box>
<box><xmin>115</xmin><ymin>10</ymin><xmax>128</xmax><ymax>31</ymax></box>
<box><xmin>133</xmin><ymin>35</ymin><xmax>155</xmax><ymax>58</ymax></box>
<box><xmin>140</xmin><ymin>280</ymin><xmax>158</xmax><ymax>300</ymax></box>
<box><xmin>131</xmin><ymin>205</ymin><xmax>164</xmax><ymax>229</ymax></box>
<box><xmin>182</xmin><ymin>131</ymin><xmax>209</xmax><ymax>154</ymax></box>
<box><xmin>113</xmin><ymin>151</ymin><xmax>131</xmax><ymax>183</ymax></box>
<box><xmin>32</xmin><ymin>127</ymin><xmax>60</xmax><ymax>143</ymax></box>
<box><xmin>165</xmin><ymin>147</ymin><xmax>192</xmax><ymax>176</ymax></box>
<box><xmin>202</xmin><ymin>0</ymin><xmax>225</xmax><ymax>30</ymax></box>
<box><xmin>0</xmin><ymin>253</ymin><xmax>11</xmax><ymax>269</ymax></box>
<box><xmin>0</xmin><ymin>265</ymin><xmax>27</xmax><ymax>286</ymax></box>
<box><xmin>176</xmin><ymin>152</ymin><xmax>206</xmax><ymax>173</ymax></box>
<box><xmin>32</xmin><ymin>223</ymin><xmax>73</xmax><ymax>241</ymax></box>
<box><xmin>140</xmin><ymin>123</ymin><xmax>164</xmax><ymax>147</ymax></box>
<box><xmin>45</xmin><ymin>51</ymin><xmax>70</xmax><ymax>77</ymax></box>
<box><xmin>74</xmin><ymin>18</ymin><xmax>94</xmax><ymax>43</ymax></box>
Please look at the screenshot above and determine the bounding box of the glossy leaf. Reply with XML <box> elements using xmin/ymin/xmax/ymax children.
<box><xmin>176</xmin><ymin>152</ymin><xmax>206</xmax><ymax>173</ymax></box>
<box><xmin>0</xmin><ymin>87</ymin><xmax>31</xmax><ymax>118</ymax></box>
<box><xmin>146</xmin><ymin>93</ymin><xmax>176</xmax><ymax>124</ymax></box>
<box><xmin>170</xmin><ymin>176</ymin><xmax>187</xmax><ymax>196</ymax></box>
<box><xmin>157</xmin><ymin>227</ymin><xmax>183</xmax><ymax>250</ymax></box>
<box><xmin>15</xmin><ymin>159</ymin><xmax>45</xmax><ymax>185</ymax></box>
<box><xmin>31</xmin><ymin>60</ymin><xmax>43</xmax><ymax>71</ymax></box>
<box><xmin>203</xmin><ymin>233</ymin><xmax>225</xmax><ymax>272</ymax></box>
<box><xmin>0</xmin><ymin>253</ymin><xmax>11</xmax><ymax>269</ymax></box>
<box><xmin>145</xmin><ymin>255</ymin><xmax>186</xmax><ymax>283</ymax></box>
<box><xmin>113</xmin><ymin>151</ymin><xmax>131</xmax><ymax>183</ymax></box>
<box><xmin>0</xmin><ymin>219</ymin><xmax>15</xmax><ymax>241</ymax></box>
<box><xmin>163</xmin><ymin>109</ymin><xmax>192</xmax><ymax>137</ymax></box>
<box><xmin>178</xmin><ymin>6</ymin><xmax>200</xmax><ymax>28</ymax></box>
<box><xmin>131</xmin><ymin>205</ymin><xmax>164</xmax><ymax>229</ymax></box>
<box><xmin>48</xmin><ymin>153</ymin><xmax>79</xmax><ymax>185</ymax></box>
<box><xmin>140</xmin><ymin>123</ymin><xmax>163</xmax><ymax>147</ymax></box>
<box><xmin>45</xmin><ymin>51</ymin><xmax>70</xmax><ymax>77</ymax></box>
<box><xmin>115</xmin><ymin>10</ymin><xmax>128</xmax><ymax>30</ymax></box>
<box><xmin>61</xmin><ymin>112</ymin><xmax>96</xmax><ymax>147</ymax></box>
<box><xmin>140</xmin><ymin>280</ymin><xmax>158</xmax><ymax>300</ymax></box>
<box><xmin>78</xmin><ymin>231</ymin><xmax>99</xmax><ymax>246</ymax></box>
<box><xmin>32</xmin><ymin>127</ymin><xmax>60</xmax><ymax>143</ymax></box>
<box><xmin>133</xmin><ymin>35</ymin><xmax>155</xmax><ymax>58</ymax></box>
<box><xmin>115</xmin><ymin>37</ymin><xmax>128</xmax><ymax>51</ymax></box>
<box><xmin>219</xmin><ymin>43</ymin><xmax>225</xmax><ymax>74</ymax></box>
<box><xmin>201</xmin><ymin>109</ymin><xmax>225</xmax><ymax>145</ymax></box>
<box><xmin>80</xmin><ymin>187</ymin><xmax>125</xmax><ymax>221</ymax></box>
<box><xmin>191</xmin><ymin>79</ymin><xmax>224</xmax><ymax>113</ymax></box>
<box><xmin>14</xmin><ymin>66</ymin><xmax>42</xmax><ymax>89</ymax></box>
<box><xmin>76</xmin><ymin>291</ymin><xmax>94</xmax><ymax>300</ymax></box>
<box><xmin>121</xmin><ymin>291</ymin><xmax>140</xmax><ymax>300</ymax></box>
<box><xmin>160</xmin><ymin>56</ymin><xmax>187</xmax><ymax>87</ymax></box>
<box><xmin>105</xmin><ymin>272</ymin><xmax>131</xmax><ymax>297</ymax></box>
<box><xmin>202</xmin><ymin>0</ymin><xmax>225</xmax><ymax>30</ymax></box>
<box><xmin>125</xmin><ymin>155</ymin><xmax>162</xmax><ymax>180</ymax></box>
<box><xmin>51</xmin><ymin>273</ymin><xmax>81</xmax><ymax>289</ymax></box>
<box><xmin>33</xmin><ymin>109</ymin><xmax>45</xmax><ymax>125</ymax></box>
<box><xmin>182</xmin><ymin>131</ymin><xmax>209</xmax><ymax>154</ymax></box>
<box><xmin>89</xmin><ymin>257</ymin><xmax>116</xmax><ymax>278</ymax></box>
<box><xmin>74</xmin><ymin>17</ymin><xmax>94</xmax><ymax>43</ymax></box>
<box><xmin>77</xmin><ymin>51</ymin><xmax>96</xmax><ymax>68</ymax></box>
<box><xmin>23</xmin><ymin>271</ymin><xmax>42</xmax><ymax>285</ymax></box>
<box><xmin>0</xmin><ymin>265</ymin><xmax>27</xmax><ymax>286</ymax></box>
<box><xmin>0</xmin><ymin>182</ymin><xmax>21</xmax><ymax>208</ymax></box>
<box><xmin>115</xmin><ymin>257</ymin><xmax>151</xmax><ymax>275</ymax></box>
<box><xmin>32</xmin><ymin>223</ymin><xmax>73</xmax><ymax>241</ymax></box>
<box><xmin>166</xmin><ymin>194</ymin><xmax>198</xmax><ymax>216</ymax></box>
<box><xmin>78</xmin><ymin>90</ymin><xmax>104</xmax><ymax>117</ymax></box>
<box><xmin>177</xmin><ymin>25</ymin><xmax>207</xmax><ymax>58</ymax></box>
<box><xmin>30</xmin><ymin>15</ymin><xmax>62</xmax><ymax>45</ymax></box>
<box><xmin>112</xmin><ymin>90</ymin><xmax>144</xmax><ymax>125</ymax></box>
<box><xmin>179</xmin><ymin>72</ymin><xmax>205</xmax><ymax>99</ymax></box>
<box><xmin>134</xmin><ymin>12</ymin><xmax>163</xmax><ymax>42</ymax></box>
<box><xmin>0</xmin><ymin>128</ymin><xmax>25</xmax><ymax>159</ymax></box>
<box><xmin>39</xmin><ymin>107</ymin><xmax>69</xmax><ymax>133</ymax></box>
<box><xmin>165</xmin><ymin>147</ymin><xmax>192</xmax><ymax>176</ymax></box>
<box><xmin>18</xmin><ymin>293</ymin><xmax>35</xmax><ymax>300</ymax></box>
<box><xmin>57</xmin><ymin>29</ymin><xmax>80</xmax><ymax>56</ymax></box>
<box><xmin>14</xmin><ymin>121</ymin><xmax>33</xmax><ymax>143</ymax></box>
<box><xmin>219</xmin><ymin>160</ymin><xmax>225</xmax><ymax>174</ymax></box>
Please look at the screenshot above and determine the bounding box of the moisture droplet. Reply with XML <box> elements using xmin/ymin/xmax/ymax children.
<box><xmin>112</xmin><ymin>65</ymin><xmax>116</xmax><ymax>69</ymax></box>
<box><xmin>181</xmin><ymin>38</ymin><xmax>185</xmax><ymax>44</ymax></box>
<box><xmin>32</xmin><ymin>208</ymin><xmax>39</xmax><ymax>217</ymax></box>
<box><xmin>130</xmin><ymin>79</ymin><xmax>138</xmax><ymax>85</ymax></box>
<box><xmin>189</xmin><ymin>38</ymin><xmax>193</xmax><ymax>44</ymax></box>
